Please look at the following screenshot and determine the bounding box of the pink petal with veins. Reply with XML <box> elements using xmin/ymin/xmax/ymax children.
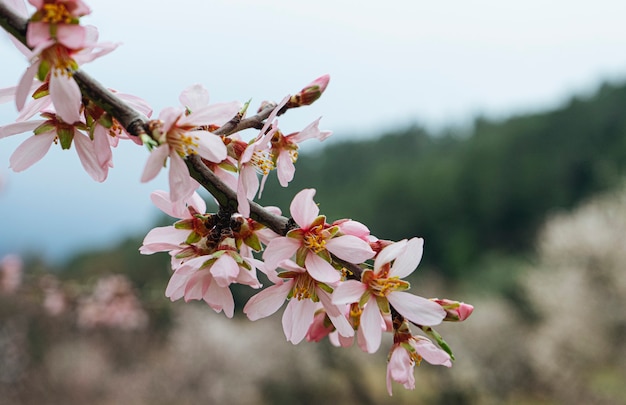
<box><xmin>141</xmin><ymin>143</ymin><xmax>169</xmax><ymax>182</ymax></box>
<box><xmin>74</xmin><ymin>131</ymin><xmax>107</xmax><ymax>182</ymax></box>
<box><xmin>9</xmin><ymin>132</ymin><xmax>56</xmax><ymax>171</ymax></box>
<box><xmin>50</xmin><ymin>73</ymin><xmax>82</xmax><ymax>124</ymax></box>
<box><xmin>290</xmin><ymin>188</ymin><xmax>318</xmax><ymax>229</ymax></box>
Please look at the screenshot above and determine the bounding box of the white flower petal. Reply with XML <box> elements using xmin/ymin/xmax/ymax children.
<box><xmin>390</xmin><ymin>237</ymin><xmax>424</xmax><ymax>279</ymax></box>
<box><xmin>387</xmin><ymin>291</ymin><xmax>446</xmax><ymax>326</ymax></box>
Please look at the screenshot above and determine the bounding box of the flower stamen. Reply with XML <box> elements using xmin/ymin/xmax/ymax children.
<box><xmin>303</xmin><ymin>229</ymin><xmax>326</xmax><ymax>253</ymax></box>
<box><xmin>41</xmin><ymin>4</ymin><xmax>73</xmax><ymax>24</ymax></box>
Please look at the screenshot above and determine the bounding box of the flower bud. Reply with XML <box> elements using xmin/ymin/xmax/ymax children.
<box><xmin>432</xmin><ymin>298</ymin><xmax>474</xmax><ymax>322</ymax></box>
<box><xmin>306</xmin><ymin>310</ymin><xmax>334</xmax><ymax>342</ymax></box>
<box><xmin>288</xmin><ymin>74</ymin><xmax>330</xmax><ymax>107</ymax></box>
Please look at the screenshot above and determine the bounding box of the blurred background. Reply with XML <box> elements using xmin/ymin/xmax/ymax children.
<box><xmin>2</xmin><ymin>1</ymin><xmax>626</xmax><ymax>404</ymax></box>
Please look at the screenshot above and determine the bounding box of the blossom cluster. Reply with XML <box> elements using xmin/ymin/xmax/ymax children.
<box><xmin>0</xmin><ymin>0</ymin><xmax>473</xmax><ymax>396</ymax></box>
<box><xmin>0</xmin><ymin>0</ymin><xmax>148</xmax><ymax>182</ymax></box>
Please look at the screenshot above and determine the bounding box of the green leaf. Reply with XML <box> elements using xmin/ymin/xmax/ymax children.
<box><xmin>57</xmin><ymin>127</ymin><xmax>73</xmax><ymax>150</ymax></box>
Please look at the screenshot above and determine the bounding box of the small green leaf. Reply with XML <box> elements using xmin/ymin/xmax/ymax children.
<box><xmin>57</xmin><ymin>127</ymin><xmax>73</xmax><ymax>150</ymax></box>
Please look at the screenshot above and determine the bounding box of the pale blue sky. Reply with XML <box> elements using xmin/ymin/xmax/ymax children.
<box><xmin>1</xmin><ymin>0</ymin><xmax>626</xmax><ymax>261</ymax></box>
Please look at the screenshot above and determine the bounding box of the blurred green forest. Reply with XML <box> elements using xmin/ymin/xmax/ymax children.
<box><xmin>61</xmin><ymin>80</ymin><xmax>626</xmax><ymax>288</ymax></box>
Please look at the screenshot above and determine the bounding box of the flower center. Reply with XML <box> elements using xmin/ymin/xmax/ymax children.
<box><xmin>362</xmin><ymin>270</ymin><xmax>409</xmax><ymax>298</ymax></box>
<box><xmin>168</xmin><ymin>129</ymin><xmax>199</xmax><ymax>156</ymax></box>
<box><xmin>303</xmin><ymin>226</ymin><xmax>326</xmax><ymax>253</ymax></box>
<box><xmin>292</xmin><ymin>274</ymin><xmax>318</xmax><ymax>301</ymax></box>
<box><xmin>250</xmin><ymin>151</ymin><xmax>274</xmax><ymax>175</ymax></box>
<box><xmin>42</xmin><ymin>4</ymin><xmax>74</xmax><ymax>24</ymax></box>
<box><xmin>39</xmin><ymin>46</ymin><xmax>77</xmax><ymax>79</ymax></box>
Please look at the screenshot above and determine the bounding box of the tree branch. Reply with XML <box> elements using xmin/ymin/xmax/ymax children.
<box><xmin>0</xmin><ymin>2</ymin><xmax>26</xmax><ymax>46</ymax></box>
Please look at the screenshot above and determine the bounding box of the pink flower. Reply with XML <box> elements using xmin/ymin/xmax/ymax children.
<box><xmin>386</xmin><ymin>334</ymin><xmax>451</xmax><ymax>396</ymax></box>
<box><xmin>262</xmin><ymin>188</ymin><xmax>375</xmax><ymax>284</ymax></box>
<box><xmin>13</xmin><ymin>24</ymin><xmax>119</xmax><ymax>124</ymax></box>
<box><xmin>269</xmin><ymin>118</ymin><xmax>332</xmax><ymax>187</ymax></box>
<box><xmin>165</xmin><ymin>252</ymin><xmax>260</xmax><ymax>318</ymax></box>
<box><xmin>332</xmin><ymin>238</ymin><xmax>446</xmax><ymax>353</ymax></box>
<box><xmin>142</xmin><ymin>86</ymin><xmax>240</xmax><ymax>202</ymax></box>
<box><xmin>27</xmin><ymin>0</ymin><xmax>92</xmax><ymax>50</ymax></box>
<box><xmin>139</xmin><ymin>190</ymin><xmax>206</xmax><ymax>257</ymax></box>
<box><xmin>235</xmin><ymin>97</ymin><xmax>288</xmax><ymax>217</ymax></box>
<box><xmin>244</xmin><ymin>260</ymin><xmax>353</xmax><ymax>344</ymax></box>
<box><xmin>0</xmin><ymin>112</ymin><xmax>108</xmax><ymax>181</ymax></box>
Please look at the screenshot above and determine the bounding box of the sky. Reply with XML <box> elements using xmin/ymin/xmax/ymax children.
<box><xmin>1</xmin><ymin>0</ymin><xmax>626</xmax><ymax>262</ymax></box>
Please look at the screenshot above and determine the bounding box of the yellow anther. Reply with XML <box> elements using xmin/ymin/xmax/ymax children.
<box><xmin>251</xmin><ymin>151</ymin><xmax>274</xmax><ymax>175</ymax></box>
<box><xmin>292</xmin><ymin>274</ymin><xmax>318</xmax><ymax>301</ymax></box>
<box><xmin>42</xmin><ymin>4</ymin><xmax>73</xmax><ymax>24</ymax></box>
<box><xmin>368</xmin><ymin>277</ymin><xmax>407</xmax><ymax>298</ymax></box>
<box><xmin>289</xmin><ymin>150</ymin><xmax>298</xmax><ymax>163</ymax></box>
<box><xmin>303</xmin><ymin>232</ymin><xmax>326</xmax><ymax>253</ymax></box>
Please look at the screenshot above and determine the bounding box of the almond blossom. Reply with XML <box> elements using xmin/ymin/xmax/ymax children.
<box><xmin>27</xmin><ymin>0</ymin><xmax>92</xmax><ymax>51</ymax></box>
<box><xmin>0</xmin><ymin>111</ymin><xmax>108</xmax><ymax>181</ymax></box>
<box><xmin>165</xmin><ymin>249</ymin><xmax>261</xmax><ymax>318</ymax></box>
<box><xmin>244</xmin><ymin>259</ymin><xmax>353</xmax><ymax>344</ymax></box>
<box><xmin>235</xmin><ymin>97</ymin><xmax>287</xmax><ymax>217</ymax></box>
<box><xmin>262</xmin><ymin>188</ymin><xmax>375</xmax><ymax>284</ymax></box>
<box><xmin>141</xmin><ymin>85</ymin><xmax>240</xmax><ymax>202</ymax></box>
<box><xmin>269</xmin><ymin>118</ymin><xmax>332</xmax><ymax>187</ymax></box>
<box><xmin>332</xmin><ymin>237</ymin><xmax>446</xmax><ymax>353</ymax></box>
<box><xmin>386</xmin><ymin>321</ymin><xmax>452</xmax><ymax>395</ymax></box>
<box><xmin>139</xmin><ymin>190</ymin><xmax>206</xmax><ymax>260</ymax></box>
<box><xmin>0</xmin><ymin>0</ymin><xmax>117</xmax><ymax>125</ymax></box>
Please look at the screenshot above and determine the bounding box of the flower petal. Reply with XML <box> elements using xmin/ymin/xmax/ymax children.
<box><xmin>179</xmin><ymin>101</ymin><xmax>241</xmax><ymax>127</ymax></box>
<box><xmin>141</xmin><ymin>143</ymin><xmax>169</xmax><ymax>182</ymax></box>
<box><xmin>203</xmin><ymin>279</ymin><xmax>235</xmax><ymax>318</ymax></box>
<box><xmin>56</xmin><ymin>24</ymin><xmax>87</xmax><ymax>49</ymax></box>
<box><xmin>411</xmin><ymin>337</ymin><xmax>452</xmax><ymax>367</ymax></box>
<box><xmin>283</xmin><ymin>298</ymin><xmax>317</xmax><ymax>344</ymax></box>
<box><xmin>210</xmin><ymin>254</ymin><xmax>239</xmax><ymax>288</ymax></box>
<box><xmin>318</xmin><ymin>289</ymin><xmax>354</xmax><ymax>338</ymax></box>
<box><xmin>262</xmin><ymin>237</ymin><xmax>300</xmax><ymax>272</ymax></box>
<box><xmin>50</xmin><ymin>73</ymin><xmax>82</xmax><ymax>124</ymax></box>
<box><xmin>277</xmin><ymin>149</ymin><xmax>295</xmax><ymax>187</ymax></box>
<box><xmin>305</xmin><ymin>253</ymin><xmax>340</xmax><ymax>284</ymax></box>
<box><xmin>244</xmin><ymin>280</ymin><xmax>292</xmax><ymax>321</ymax></box>
<box><xmin>290</xmin><ymin>188</ymin><xmax>318</xmax><ymax>229</ymax></box>
<box><xmin>179</xmin><ymin>84</ymin><xmax>210</xmax><ymax>111</ymax></box>
<box><xmin>360</xmin><ymin>296</ymin><xmax>383</xmax><ymax>353</ymax></box>
<box><xmin>191</xmin><ymin>130</ymin><xmax>226</xmax><ymax>162</ymax></box>
<box><xmin>387</xmin><ymin>291</ymin><xmax>446</xmax><ymax>326</ymax></box>
<box><xmin>139</xmin><ymin>226</ymin><xmax>188</xmax><ymax>254</ymax></box>
<box><xmin>374</xmin><ymin>239</ymin><xmax>408</xmax><ymax>273</ymax></box>
<box><xmin>15</xmin><ymin>62</ymin><xmax>38</xmax><ymax>111</ymax></box>
<box><xmin>9</xmin><ymin>132</ymin><xmax>56</xmax><ymax>171</ymax></box>
<box><xmin>74</xmin><ymin>131</ymin><xmax>108</xmax><ymax>182</ymax></box>
<box><xmin>168</xmin><ymin>152</ymin><xmax>196</xmax><ymax>202</ymax></box>
<box><xmin>390</xmin><ymin>237</ymin><xmax>424</xmax><ymax>279</ymax></box>
<box><xmin>326</xmin><ymin>235</ymin><xmax>375</xmax><ymax>264</ymax></box>
<box><xmin>92</xmin><ymin>125</ymin><xmax>113</xmax><ymax>168</ymax></box>
<box><xmin>0</xmin><ymin>120</ymin><xmax>43</xmax><ymax>139</ymax></box>
<box><xmin>332</xmin><ymin>279</ymin><xmax>368</xmax><ymax>305</ymax></box>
